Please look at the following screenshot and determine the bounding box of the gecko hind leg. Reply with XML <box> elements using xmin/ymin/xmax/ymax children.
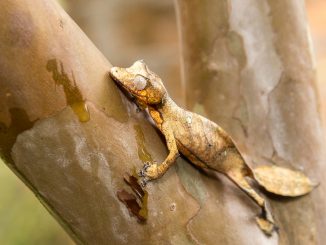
<box><xmin>226</xmin><ymin>169</ymin><xmax>276</xmax><ymax>235</ymax></box>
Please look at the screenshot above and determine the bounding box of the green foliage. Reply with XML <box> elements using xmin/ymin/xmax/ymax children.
<box><xmin>0</xmin><ymin>160</ymin><xmax>72</xmax><ymax>245</ymax></box>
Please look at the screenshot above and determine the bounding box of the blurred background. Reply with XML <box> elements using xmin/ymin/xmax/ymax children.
<box><xmin>0</xmin><ymin>0</ymin><xmax>325</xmax><ymax>244</ymax></box>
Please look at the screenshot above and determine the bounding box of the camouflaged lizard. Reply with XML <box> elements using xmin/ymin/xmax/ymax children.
<box><xmin>109</xmin><ymin>60</ymin><xmax>315</xmax><ymax>235</ymax></box>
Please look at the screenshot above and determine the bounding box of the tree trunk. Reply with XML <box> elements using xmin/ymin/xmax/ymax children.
<box><xmin>175</xmin><ymin>0</ymin><xmax>326</xmax><ymax>244</ymax></box>
<box><xmin>0</xmin><ymin>0</ymin><xmax>198</xmax><ymax>244</ymax></box>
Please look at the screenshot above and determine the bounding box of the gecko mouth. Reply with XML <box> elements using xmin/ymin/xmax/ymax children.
<box><xmin>109</xmin><ymin>69</ymin><xmax>133</xmax><ymax>95</ymax></box>
<box><xmin>111</xmin><ymin>77</ymin><xmax>136</xmax><ymax>100</ymax></box>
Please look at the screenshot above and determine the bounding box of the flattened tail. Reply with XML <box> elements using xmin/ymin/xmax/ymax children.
<box><xmin>252</xmin><ymin>165</ymin><xmax>318</xmax><ymax>197</ymax></box>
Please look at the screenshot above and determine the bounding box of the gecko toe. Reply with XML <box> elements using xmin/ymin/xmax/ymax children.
<box><xmin>143</xmin><ymin>162</ymin><xmax>151</xmax><ymax>170</ymax></box>
<box><xmin>138</xmin><ymin>169</ymin><xmax>145</xmax><ymax>177</ymax></box>
<box><xmin>140</xmin><ymin>178</ymin><xmax>149</xmax><ymax>187</ymax></box>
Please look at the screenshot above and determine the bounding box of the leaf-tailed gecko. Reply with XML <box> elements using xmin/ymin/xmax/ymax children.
<box><xmin>109</xmin><ymin>60</ymin><xmax>316</xmax><ymax>235</ymax></box>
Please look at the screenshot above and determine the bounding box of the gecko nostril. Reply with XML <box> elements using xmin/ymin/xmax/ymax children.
<box><xmin>110</xmin><ymin>67</ymin><xmax>119</xmax><ymax>74</ymax></box>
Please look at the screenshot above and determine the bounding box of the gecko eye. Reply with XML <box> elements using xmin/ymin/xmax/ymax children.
<box><xmin>134</xmin><ymin>75</ymin><xmax>147</xmax><ymax>90</ymax></box>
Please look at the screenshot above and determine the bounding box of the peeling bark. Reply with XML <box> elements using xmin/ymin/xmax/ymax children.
<box><xmin>176</xmin><ymin>0</ymin><xmax>326</xmax><ymax>244</ymax></box>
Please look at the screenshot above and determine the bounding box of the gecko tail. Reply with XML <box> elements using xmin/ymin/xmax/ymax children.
<box><xmin>252</xmin><ymin>165</ymin><xmax>317</xmax><ymax>197</ymax></box>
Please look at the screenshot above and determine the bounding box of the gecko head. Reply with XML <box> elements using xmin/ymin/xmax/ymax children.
<box><xmin>109</xmin><ymin>60</ymin><xmax>167</xmax><ymax>106</ymax></box>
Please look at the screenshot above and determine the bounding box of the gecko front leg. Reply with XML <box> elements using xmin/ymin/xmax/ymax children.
<box><xmin>139</xmin><ymin>122</ymin><xmax>179</xmax><ymax>186</ymax></box>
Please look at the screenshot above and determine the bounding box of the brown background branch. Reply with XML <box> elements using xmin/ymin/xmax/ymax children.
<box><xmin>176</xmin><ymin>0</ymin><xmax>326</xmax><ymax>244</ymax></box>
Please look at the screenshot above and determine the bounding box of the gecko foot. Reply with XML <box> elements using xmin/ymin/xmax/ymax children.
<box><xmin>140</xmin><ymin>177</ymin><xmax>150</xmax><ymax>187</ymax></box>
<box><xmin>138</xmin><ymin>162</ymin><xmax>160</xmax><ymax>182</ymax></box>
<box><xmin>138</xmin><ymin>162</ymin><xmax>151</xmax><ymax>177</ymax></box>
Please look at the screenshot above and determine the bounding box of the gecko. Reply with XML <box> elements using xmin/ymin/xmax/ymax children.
<box><xmin>109</xmin><ymin>60</ymin><xmax>315</xmax><ymax>235</ymax></box>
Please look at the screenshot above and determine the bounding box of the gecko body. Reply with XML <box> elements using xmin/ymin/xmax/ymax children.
<box><xmin>109</xmin><ymin>60</ymin><xmax>314</xmax><ymax>235</ymax></box>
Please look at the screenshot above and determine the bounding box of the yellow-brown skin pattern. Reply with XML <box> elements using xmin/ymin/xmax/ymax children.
<box><xmin>110</xmin><ymin>60</ymin><xmax>274</xmax><ymax>234</ymax></box>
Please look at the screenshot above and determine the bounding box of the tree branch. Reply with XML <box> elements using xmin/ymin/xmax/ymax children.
<box><xmin>0</xmin><ymin>0</ymin><xmax>199</xmax><ymax>244</ymax></box>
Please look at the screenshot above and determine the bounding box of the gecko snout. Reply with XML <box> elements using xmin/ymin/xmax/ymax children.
<box><xmin>109</xmin><ymin>66</ymin><xmax>124</xmax><ymax>83</ymax></box>
<box><xmin>110</xmin><ymin>67</ymin><xmax>119</xmax><ymax>76</ymax></box>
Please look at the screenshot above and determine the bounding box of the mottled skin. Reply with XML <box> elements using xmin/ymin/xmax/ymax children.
<box><xmin>110</xmin><ymin>60</ymin><xmax>274</xmax><ymax>233</ymax></box>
